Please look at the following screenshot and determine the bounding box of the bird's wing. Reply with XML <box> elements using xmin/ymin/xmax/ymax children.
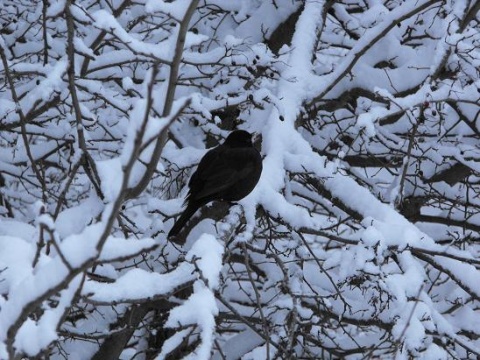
<box><xmin>188</xmin><ymin>146</ymin><xmax>221</xmax><ymax>188</ymax></box>
<box><xmin>188</xmin><ymin>146</ymin><xmax>258</xmax><ymax>202</ymax></box>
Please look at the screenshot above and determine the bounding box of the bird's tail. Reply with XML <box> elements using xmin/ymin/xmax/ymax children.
<box><xmin>168</xmin><ymin>203</ymin><xmax>199</xmax><ymax>239</ymax></box>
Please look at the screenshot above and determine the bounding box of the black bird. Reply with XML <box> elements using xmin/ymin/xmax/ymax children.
<box><xmin>168</xmin><ymin>130</ymin><xmax>262</xmax><ymax>239</ymax></box>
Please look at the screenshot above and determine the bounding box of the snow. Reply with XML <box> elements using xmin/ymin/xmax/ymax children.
<box><xmin>0</xmin><ymin>236</ymin><xmax>35</xmax><ymax>293</ymax></box>
<box><xmin>164</xmin><ymin>283</ymin><xmax>219</xmax><ymax>360</ymax></box>
<box><xmin>357</xmin><ymin>109</ymin><xmax>383</xmax><ymax>137</ymax></box>
<box><xmin>14</xmin><ymin>274</ymin><xmax>83</xmax><ymax>356</ymax></box>
<box><xmin>86</xmin><ymin>234</ymin><xmax>223</xmax><ymax>303</ymax></box>
<box><xmin>235</xmin><ymin>0</ymin><xmax>301</xmax><ymax>41</ymax></box>
<box><xmin>1</xmin><ymin>0</ymin><xmax>480</xmax><ymax>358</ymax></box>
<box><xmin>145</xmin><ymin>0</ymin><xmax>192</xmax><ymax>20</ymax></box>
<box><xmin>59</xmin><ymin>223</ymin><xmax>105</xmax><ymax>268</ymax></box>
<box><xmin>22</xmin><ymin>58</ymin><xmax>67</xmax><ymax>107</ymax></box>
<box><xmin>91</xmin><ymin>10</ymin><xmax>172</xmax><ymax>61</ymax></box>
<box><xmin>96</xmin><ymin>158</ymin><xmax>124</xmax><ymax>201</ymax></box>
<box><xmin>84</xmin><ymin>263</ymin><xmax>195</xmax><ymax>303</ymax></box>
<box><xmin>99</xmin><ymin>236</ymin><xmax>157</xmax><ymax>263</ymax></box>
<box><xmin>187</xmin><ymin>234</ymin><xmax>224</xmax><ymax>290</ymax></box>
<box><xmin>309</xmin><ymin>0</ymin><xmax>438</xmax><ymax>100</ymax></box>
<box><xmin>55</xmin><ymin>197</ymin><xmax>104</xmax><ymax>238</ymax></box>
<box><xmin>211</xmin><ymin>328</ymin><xmax>264</xmax><ymax>360</ymax></box>
<box><xmin>46</xmin><ymin>0</ymin><xmax>66</xmax><ymax>17</ymax></box>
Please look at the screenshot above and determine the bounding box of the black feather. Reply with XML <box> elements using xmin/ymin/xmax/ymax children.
<box><xmin>168</xmin><ymin>130</ymin><xmax>262</xmax><ymax>240</ymax></box>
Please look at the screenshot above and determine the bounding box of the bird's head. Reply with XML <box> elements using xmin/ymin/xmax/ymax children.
<box><xmin>224</xmin><ymin>130</ymin><xmax>254</xmax><ymax>148</ymax></box>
